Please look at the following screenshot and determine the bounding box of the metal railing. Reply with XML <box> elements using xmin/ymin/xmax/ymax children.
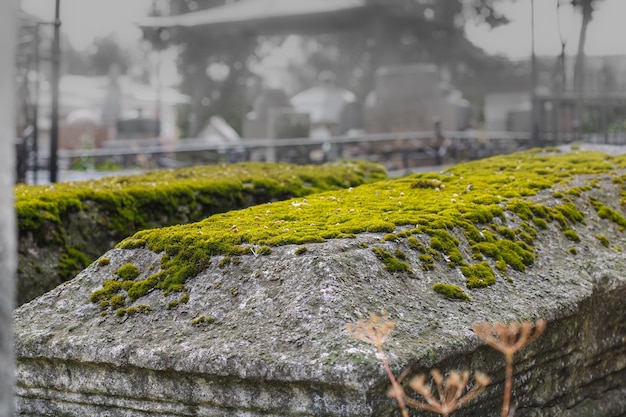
<box><xmin>20</xmin><ymin>130</ymin><xmax>532</xmax><ymax>183</ymax></box>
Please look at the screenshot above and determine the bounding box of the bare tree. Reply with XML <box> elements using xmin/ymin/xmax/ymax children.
<box><xmin>0</xmin><ymin>1</ymin><xmax>17</xmax><ymax>416</ymax></box>
<box><xmin>572</xmin><ymin>0</ymin><xmax>603</xmax><ymax>137</ymax></box>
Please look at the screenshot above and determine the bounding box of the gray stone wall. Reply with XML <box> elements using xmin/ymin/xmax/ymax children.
<box><xmin>0</xmin><ymin>1</ymin><xmax>17</xmax><ymax>416</ymax></box>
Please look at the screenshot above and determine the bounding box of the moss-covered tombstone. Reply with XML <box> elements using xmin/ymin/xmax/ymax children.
<box><xmin>93</xmin><ymin>149</ymin><xmax>626</xmax><ymax>313</ymax></box>
<box><xmin>15</xmin><ymin>160</ymin><xmax>387</xmax><ymax>305</ymax></box>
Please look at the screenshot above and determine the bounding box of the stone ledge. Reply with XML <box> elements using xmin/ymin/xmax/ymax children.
<box><xmin>14</xmin><ymin>150</ymin><xmax>626</xmax><ymax>416</ymax></box>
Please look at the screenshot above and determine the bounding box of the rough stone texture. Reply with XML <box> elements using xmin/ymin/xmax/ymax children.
<box><xmin>0</xmin><ymin>1</ymin><xmax>17</xmax><ymax>416</ymax></box>
<box><xmin>14</xmin><ymin>170</ymin><xmax>626</xmax><ymax>416</ymax></box>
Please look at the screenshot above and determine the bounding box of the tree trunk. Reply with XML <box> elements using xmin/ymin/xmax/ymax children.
<box><xmin>573</xmin><ymin>0</ymin><xmax>593</xmax><ymax>140</ymax></box>
<box><xmin>0</xmin><ymin>1</ymin><xmax>17</xmax><ymax>416</ymax></box>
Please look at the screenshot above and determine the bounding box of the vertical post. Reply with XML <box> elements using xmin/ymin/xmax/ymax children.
<box><xmin>33</xmin><ymin>25</ymin><xmax>40</xmax><ymax>184</ymax></box>
<box><xmin>0</xmin><ymin>0</ymin><xmax>17</xmax><ymax>415</ymax></box>
<box><xmin>49</xmin><ymin>0</ymin><xmax>61</xmax><ymax>183</ymax></box>
<box><xmin>155</xmin><ymin>46</ymin><xmax>162</xmax><ymax>138</ymax></box>
<box><xmin>530</xmin><ymin>0</ymin><xmax>540</xmax><ymax>147</ymax></box>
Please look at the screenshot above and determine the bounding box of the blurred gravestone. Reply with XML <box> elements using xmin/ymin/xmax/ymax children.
<box><xmin>290</xmin><ymin>71</ymin><xmax>358</xmax><ymax>138</ymax></box>
<box><xmin>0</xmin><ymin>1</ymin><xmax>17</xmax><ymax>416</ymax></box>
<box><xmin>267</xmin><ymin>108</ymin><xmax>310</xmax><ymax>139</ymax></box>
<box><xmin>364</xmin><ymin>64</ymin><xmax>469</xmax><ymax>133</ymax></box>
<box><xmin>100</xmin><ymin>64</ymin><xmax>122</xmax><ymax>141</ymax></box>
<box><xmin>484</xmin><ymin>92</ymin><xmax>530</xmax><ymax>132</ymax></box>
<box><xmin>243</xmin><ymin>88</ymin><xmax>291</xmax><ymax>138</ymax></box>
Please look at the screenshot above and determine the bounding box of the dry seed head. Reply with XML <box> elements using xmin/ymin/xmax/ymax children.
<box><xmin>346</xmin><ymin>312</ymin><xmax>396</xmax><ymax>348</ymax></box>
<box><xmin>404</xmin><ymin>369</ymin><xmax>490</xmax><ymax>416</ymax></box>
<box><xmin>473</xmin><ymin>319</ymin><xmax>547</xmax><ymax>355</ymax></box>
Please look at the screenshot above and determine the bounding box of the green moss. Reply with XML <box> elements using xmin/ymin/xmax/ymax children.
<box><xmin>428</xmin><ymin>231</ymin><xmax>457</xmax><ymax>253</ymax></box>
<box><xmin>518</xmin><ymin>231</ymin><xmax>534</xmax><ymax>245</ymax></box>
<box><xmin>520</xmin><ymin>222</ymin><xmax>538</xmax><ymax>238</ymax></box>
<box><xmin>256</xmin><ymin>246</ymin><xmax>272</xmax><ymax>256</ymax></box>
<box><xmin>116</xmin><ymin>304</ymin><xmax>152</xmax><ymax>317</ymax></box>
<box><xmin>119</xmin><ymin>238</ymin><xmax>146</xmax><ymax>250</ymax></box>
<box><xmin>462</xmin><ymin>206</ymin><xmax>501</xmax><ymax>224</ymax></box>
<box><xmin>497</xmin><ymin>240</ymin><xmax>534</xmax><ymax>272</ymax></box>
<box><xmin>192</xmin><ymin>315</ymin><xmax>214</xmax><ymax>325</ymax></box>
<box><xmin>596</xmin><ymin>234</ymin><xmax>610</xmax><ymax>247</ymax></box>
<box><xmin>565</xmin><ymin>185</ymin><xmax>592</xmax><ymax>196</ymax></box>
<box><xmin>590</xmin><ymin>197</ymin><xmax>626</xmax><ymax>228</ymax></box>
<box><xmin>532</xmin><ymin>218</ymin><xmax>548</xmax><ymax>229</ymax></box>
<box><xmin>217</xmin><ymin>256</ymin><xmax>231</xmax><ymax>268</ymax></box>
<box><xmin>115</xmin><ymin>264</ymin><xmax>141</xmax><ymax>280</ymax></box>
<box><xmin>472</xmin><ymin>238</ymin><xmax>533</xmax><ymax>272</ymax></box>
<box><xmin>495</xmin><ymin>260</ymin><xmax>507</xmax><ymax>273</ymax></box>
<box><xmin>507</xmin><ymin>201</ymin><xmax>534</xmax><ymax>221</ymax></box>
<box><xmin>58</xmin><ymin>246</ymin><xmax>91</xmax><ymax>281</ymax></box>
<box><xmin>433</xmin><ymin>283</ymin><xmax>471</xmax><ymax>302</ymax></box>
<box><xmin>90</xmin><ymin>279</ymin><xmax>123</xmax><ymax>303</ymax></box>
<box><xmin>127</xmin><ymin>280</ymin><xmax>153</xmax><ymax>302</ymax></box>
<box><xmin>294</xmin><ymin>246</ymin><xmax>308</xmax><ymax>255</ymax></box>
<box><xmin>372</xmin><ymin>247</ymin><xmax>413</xmax><ymax>274</ymax></box>
<box><xmin>563</xmin><ymin>229</ymin><xmax>581</xmax><ymax>242</ymax></box>
<box><xmin>411</xmin><ymin>178</ymin><xmax>442</xmax><ymax>189</ymax></box>
<box><xmin>556</xmin><ymin>202</ymin><xmax>585</xmax><ymax>223</ymax></box>
<box><xmin>167</xmin><ymin>294</ymin><xmax>189</xmax><ymax>310</ymax></box>
<box><xmin>418</xmin><ymin>254</ymin><xmax>435</xmax><ymax>270</ymax></box>
<box><xmin>91</xmin><ymin>150</ymin><xmax>626</xmax><ymax>311</ymax></box>
<box><xmin>461</xmin><ymin>262</ymin><xmax>496</xmax><ymax>288</ymax></box>
<box><xmin>97</xmin><ymin>257</ymin><xmax>110</xmax><ymax>267</ymax></box>
<box><xmin>568</xmin><ymin>247</ymin><xmax>578</xmax><ymax>255</ymax></box>
<box><xmin>407</xmin><ymin>236</ymin><xmax>425</xmax><ymax>252</ymax></box>
<box><xmin>394</xmin><ymin>249</ymin><xmax>407</xmax><ymax>260</ymax></box>
<box><xmin>109</xmin><ymin>294</ymin><xmax>126</xmax><ymax>309</ymax></box>
<box><xmin>17</xmin><ymin>160</ymin><xmax>386</xmax><ymax>304</ymax></box>
<box><xmin>427</xmin><ymin>229</ymin><xmax>464</xmax><ymax>267</ymax></box>
<box><xmin>496</xmin><ymin>227</ymin><xmax>517</xmax><ymax>240</ymax></box>
<box><xmin>383</xmin><ymin>233</ymin><xmax>398</xmax><ymax>242</ymax></box>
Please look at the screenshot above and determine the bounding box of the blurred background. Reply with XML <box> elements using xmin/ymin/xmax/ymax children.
<box><xmin>13</xmin><ymin>0</ymin><xmax>626</xmax><ymax>182</ymax></box>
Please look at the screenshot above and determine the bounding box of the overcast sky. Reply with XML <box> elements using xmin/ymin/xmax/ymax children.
<box><xmin>20</xmin><ymin>0</ymin><xmax>626</xmax><ymax>59</ymax></box>
<box><xmin>466</xmin><ymin>0</ymin><xmax>626</xmax><ymax>59</ymax></box>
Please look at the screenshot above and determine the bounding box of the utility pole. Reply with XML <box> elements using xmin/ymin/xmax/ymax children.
<box><xmin>49</xmin><ymin>0</ymin><xmax>61</xmax><ymax>183</ymax></box>
<box><xmin>0</xmin><ymin>0</ymin><xmax>17</xmax><ymax>415</ymax></box>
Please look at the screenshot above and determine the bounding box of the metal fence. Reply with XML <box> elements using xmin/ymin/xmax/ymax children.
<box><xmin>536</xmin><ymin>93</ymin><xmax>626</xmax><ymax>145</ymax></box>
<box><xmin>19</xmin><ymin>130</ymin><xmax>531</xmax><ymax>183</ymax></box>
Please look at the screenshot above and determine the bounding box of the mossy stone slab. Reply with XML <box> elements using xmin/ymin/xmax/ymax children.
<box><xmin>14</xmin><ymin>149</ymin><xmax>626</xmax><ymax>416</ymax></box>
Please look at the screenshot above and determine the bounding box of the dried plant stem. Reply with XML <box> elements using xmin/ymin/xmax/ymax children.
<box><xmin>473</xmin><ymin>319</ymin><xmax>546</xmax><ymax>417</ymax></box>
<box><xmin>345</xmin><ymin>313</ymin><xmax>409</xmax><ymax>416</ymax></box>
<box><xmin>502</xmin><ymin>352</ymin><xmax>514</xmax><ymax>417</ymax></box>
<box><xmin>377</xmin><ymin>346</ymin><xmax>410</xmax><ymax>417</ymax></box>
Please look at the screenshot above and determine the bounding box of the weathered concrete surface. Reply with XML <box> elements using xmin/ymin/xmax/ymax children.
<box><xmin>0</xmin><ymin>1</ymin><xmax>17</xmax><ymax>416</ymax></box>
<box><xmin>14</xmin><ymin>172</ymin><xmax>626</xmax><ymax>416</ymax></box>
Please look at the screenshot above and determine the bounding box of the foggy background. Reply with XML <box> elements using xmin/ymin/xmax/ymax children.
<box><xmin>14</xmin><ymin>0</ymin><xmax>626</xmax><ymax>182</ymax></box>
